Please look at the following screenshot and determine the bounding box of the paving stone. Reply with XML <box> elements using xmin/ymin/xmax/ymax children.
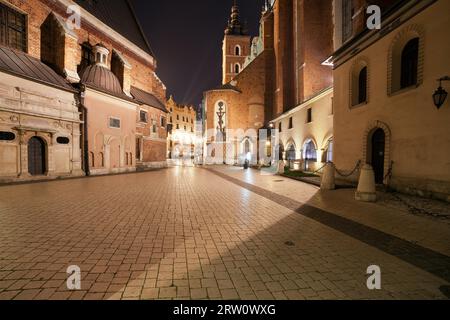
<box><xmin>0</xmin><ymin>167</ymin><xmax>448</xmax><ymax>301</ymax></box>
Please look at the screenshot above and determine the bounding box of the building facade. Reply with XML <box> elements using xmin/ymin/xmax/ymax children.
<box><xmin>203</xmin><ymin>0</ymin><xmax>334</xmax><ymax>169</ymax></box>
<box><xmin>0</xmin><ymin>0</ymin><xmax>168</xmax><ymax>182</ymax></box>
<box><xmin>270</xmin><ymin>0</ymin><xmax>334</xmax><ymax>172</ymax></box>
<box><xmin>166</xmin><ymin>96</ymin><xmax>197</xmax><ymax>160</ymax></box>
<box><xmin>331</xmin><ymin>0</ymin><xmax>450</xmax><ymax>201</ymax></box>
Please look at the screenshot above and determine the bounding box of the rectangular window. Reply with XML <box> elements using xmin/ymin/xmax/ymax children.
<box><xmin>288</xmin><ymin>117</ymin><xmax>293</xmax><ymax>129</ymax></box>
<box><xmin>307</xmin><ymin>108</ymin><xmax>312</xmax><ymax>123</ymax></box>
<box><xmin>0</xmin><ymin>3</ymin><xmax>27</xmax><ymax>52</ymax></box>
<box><xmin>176</xmin><ymin>124</ymin><xmax>179</xmax><ymax>130</ymax></box>
<box><xmin>278</xmin><ymin>122</ymin><xmax>282</xmax><ymax>133</ymax></box>
<box><xmin>139</xmin><ymin>110</ymin><xmax>148</xmax><ymax>123</ymax></box>
<box><xmin>342</xmin><ymin>0</ymin><xmax>353</xmax><ymax>43</ymax></box>
<box><xmin>109</xmin><ymin>117</ymin><xmax>121</xmax><ymax>129</ymax></box>
<box><xmin>152</xmin><ymin>120</ymin><xmax>157</xmax><ymax>133</ymax></box>
<box><xmin>160</xmin><ymin>116</ymin><xmax>166</xmax><ymax>127</ymax></box>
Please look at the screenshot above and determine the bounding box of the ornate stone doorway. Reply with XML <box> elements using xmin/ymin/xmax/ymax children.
<box><xmin>28</xmin><ymin>137</ymin><xmax>46</xmax><ymax>176</ymax></box>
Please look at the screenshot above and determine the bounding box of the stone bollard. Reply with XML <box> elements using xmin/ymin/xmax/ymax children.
<box><xmin>278</xmin><ymin>160</ymin><xmax>285</xmax><ymax>174</ymax></box>
<box><xmin>321</xmin><ymin>163</ymin><xmax>336</xmax><ymax>190</ymax></box>
<box><xmin>355</xmin><ymin>164</ymin><xmax>377</xmax><ymax>202</ymax></box>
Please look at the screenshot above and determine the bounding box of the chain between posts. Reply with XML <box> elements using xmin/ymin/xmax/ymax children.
<box><xmin>335</xmin><ymin>160</ymin><xmax>362</xmax><ymax>177</ymax></box>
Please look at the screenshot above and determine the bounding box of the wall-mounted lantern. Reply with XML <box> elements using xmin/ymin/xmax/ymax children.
<box><xmin>433</xmin><ymin>76</ymin><xmax>450</xmax><ymax>109</ymax></box>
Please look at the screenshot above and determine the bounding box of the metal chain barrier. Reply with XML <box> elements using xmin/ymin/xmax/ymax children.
<box><xmin>335</xmin><ymin>160</ymin><xmax>362</xmax><ymax>177</ymax></box>
<box><xmin>312</xmin><ymin>163</ymin><xmax>328</xmax><ymax>175</ymax></box>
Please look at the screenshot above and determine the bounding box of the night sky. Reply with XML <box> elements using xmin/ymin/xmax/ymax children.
<box><xmin>132</xmin><ymin>0</ymin><xmax>265</xmax><ymax>109</ymax></box>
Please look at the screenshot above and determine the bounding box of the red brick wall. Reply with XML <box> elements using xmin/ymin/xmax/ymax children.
<box><xmin>4</xmin><ymin>0</ymin><xmax>166</xmax><ymax>101</ymax></box>
<box><xmin>302</xmin><ymin>0</ymin><xmax>333</xmax><ymax>100</ymax></box>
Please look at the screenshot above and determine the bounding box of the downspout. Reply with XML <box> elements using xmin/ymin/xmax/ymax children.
<box><xmin>79</xmin><ymin>85</ymin><xmax>90</xmax><ymax>176</ymax></box>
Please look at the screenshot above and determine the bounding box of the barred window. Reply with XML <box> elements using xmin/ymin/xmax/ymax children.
<box><xmin>0</xmin><ymin>3</ymin><xmax>27</xmax><ymax>52</ymax></box>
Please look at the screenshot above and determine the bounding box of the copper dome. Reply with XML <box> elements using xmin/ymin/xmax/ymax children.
<box><xmin>80</xmin><ymin>64</ymin><xmax>124</xmax><ymax>97</ymax></box>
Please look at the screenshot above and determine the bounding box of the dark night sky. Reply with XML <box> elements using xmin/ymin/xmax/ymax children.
<box><xmin>132</xmin><ymin>0</ymin><xmax>265</xmax><ymax>109</ymax></box>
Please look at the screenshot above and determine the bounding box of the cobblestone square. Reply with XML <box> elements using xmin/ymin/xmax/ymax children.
<box><xmin>0</xmin><ymin>167</ymin><xmax>449</xmax><ymax>300</ymax></box>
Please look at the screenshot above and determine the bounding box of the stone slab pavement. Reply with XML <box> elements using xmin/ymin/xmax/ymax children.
<box><xmin>0</xmin><ymin>166</ymin><xmax>448</xmax><ymax>300</ymax></box>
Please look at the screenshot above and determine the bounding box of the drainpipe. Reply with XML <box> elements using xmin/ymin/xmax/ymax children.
<box><xmin>79</xmin><ymin>85</ymin><xmax>90</xmax><ymax>176</ymax></box>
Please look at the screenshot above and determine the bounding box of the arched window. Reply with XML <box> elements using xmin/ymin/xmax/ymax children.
<box><xmin>303</xmin><ymin>140</ymin><xmax>317</xmax><ymax>162</ymax></box>
<box><xmin>358</xmin><ymin>67</ymin><xmax>368</xmax><ymax>104</ymax></box>
<box><xmin>286</xmin><ymin>145</ymin><xmax>296</xmax><ymax>161</ymax></box>
<box><xmin>235</xmin><ymin>45</ymin><xmax>241</xmax><ymax>56</ymax></box>
<box><xmin>244</xmin><ymin>139</ymin><xmax>251</xmax><ymax>154</ymax></box>
<box><xmin>351</xmin><ymin>60</ymin><xmax>368</xmax><ymax>107</ymax></box>
<box><xmin>388</xmin><ymin>26</ymin><xmax>424</xmax><ymax>95</ymax></box>
<box><xmin>234</xmin><ymin>63</ymin><xmax>240</xmax><ymax>74</ymax></box>
<box><xmin>400</xmin><ymin>37</ymin><xmax>419</xmax><ymax>89</ymax></box>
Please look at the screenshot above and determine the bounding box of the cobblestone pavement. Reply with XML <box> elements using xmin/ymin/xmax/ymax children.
<box><xmin>0</xmin><ymin>166</ymin><xmax>449</xmax><ymax>300</ymax></box>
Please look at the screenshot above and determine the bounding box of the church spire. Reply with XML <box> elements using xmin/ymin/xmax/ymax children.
<box><xmin>225</xmin><ymin>0</ymin><xmax>248</xmax><ymax>35</ymax></box>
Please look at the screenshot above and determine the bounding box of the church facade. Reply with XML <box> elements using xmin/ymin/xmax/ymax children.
<box><xmin>202</xmin><ymin>0</ymin><xmax>334</xmax><ymax>169</ymax></box>
<box><xmin>0</xmin><ymin>0</ymin><xmax>168</xmax><ymax>182</ymax></box>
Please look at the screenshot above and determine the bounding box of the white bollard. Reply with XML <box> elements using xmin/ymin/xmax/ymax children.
<box><xmin>355</xmin><ymin>164</ymin><xmax>377</xmax><ymax>202</ymax></box>
<box><xmin>321</xmin><ymin>163</ymin><xmax>336</xmax><ymax>190</ymax></box>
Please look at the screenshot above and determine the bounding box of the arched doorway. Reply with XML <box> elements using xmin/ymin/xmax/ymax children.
<box><xmin>28</xmin><ymin>137</ymin><xmax>46</xmax><ymax>176</ymax></box>
<box><xmin>286</xmin><ymin>144</ymin><xmax>296</xmax><ymax>168</ymax></box>
<box><xmin>370</xmin><ymin>129</ymin><xmax>385</xmax><ymax>184</ymax></box>
<box><xmin>303</xmin><ymin>140</ymin><xmax>317</xmax><ymax>171</ymax></box>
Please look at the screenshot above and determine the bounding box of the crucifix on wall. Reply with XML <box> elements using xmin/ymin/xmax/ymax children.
<box><xmin>216</xmin><ymin>102</ymin><xmax>226</xmax><ymax>142</ymax></box>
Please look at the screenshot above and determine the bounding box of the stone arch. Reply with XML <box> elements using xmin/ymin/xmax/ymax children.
<box><xmin>349</xmin><ymin>56</ymin><xmax>370</xmax><ymax>107</ymax></box>
<box><xmin>321</xmin><ymin>134</ymin><xmax>334</xmax><ymax>163</ymax></box>
<box><xmin>362</xmin><ymin>120</ymin><xmax>392</xmax><ymax>182</ymax></box>
<box><xmin>302</xmin><ymin>138</ymin><xmax>318</xmax><ymax>159</ymax></box>
<box><xmin>388</xmin><ymin>24</ymin><xmax>425</xmax><ymax>95</ymax></box>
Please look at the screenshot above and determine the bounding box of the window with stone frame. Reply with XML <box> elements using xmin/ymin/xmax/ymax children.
<box><xmin>109</xmin><ymin>117</ymin><xmax>121</xmax><ymax>129</ymax></box>
<box><xmin>160</xmin><ymin>116</ymin><xmax>166</xmax><ymax>127</ymax></box>
<box><xmin>152</xmin><ymin>120</ymin><xmax>157</xmax><ymax>133</ymax></box>
<box><xmin>0</xmin><ymin>3</ymin><xmax>27</xmax><ymax>52</ymax></box>
<box><xmin>139</xmin><ymin>110</ymin><xmax>148</xmax><ymax>123</ymax></box>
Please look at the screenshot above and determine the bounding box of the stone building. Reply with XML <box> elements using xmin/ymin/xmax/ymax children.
<box><xmin>331</xmin><ymin>0</ymin><xmax>450</xmax><ymax>201</ymax></box>
<box><xmin>0</xmin><ymin>0</ymin><xmax>168</xmax><ymax>182</ymax></box>
<box><xmin>203</xmin><ymin>1</ymin><xmax>275</xmax><ymax>165</ymax></box>
<box><xmin>202</xmin><ymin>0</ymin><xmax>334</xmax><ymax>168</ymax></box>
<box><xmin>270</xmin><ymin>0</ymin><xmax>334</xmax><ymax>172</ymax></box>
<box><xmin>166</xmin><ymin>96</ymin><xmax>197</xmax><ymax>160</ymax></box>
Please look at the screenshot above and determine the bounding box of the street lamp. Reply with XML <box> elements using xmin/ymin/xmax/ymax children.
<box><xmin>433</xmin><ymin>76</ymin><xmax>450</xmax><ymax>109</ymax></box>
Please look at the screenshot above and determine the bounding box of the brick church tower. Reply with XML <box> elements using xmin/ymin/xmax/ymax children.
<box><xmin>222</xmin><ymin>0</ymin><xmax>251</xmax><ymax>84</ymax></box>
